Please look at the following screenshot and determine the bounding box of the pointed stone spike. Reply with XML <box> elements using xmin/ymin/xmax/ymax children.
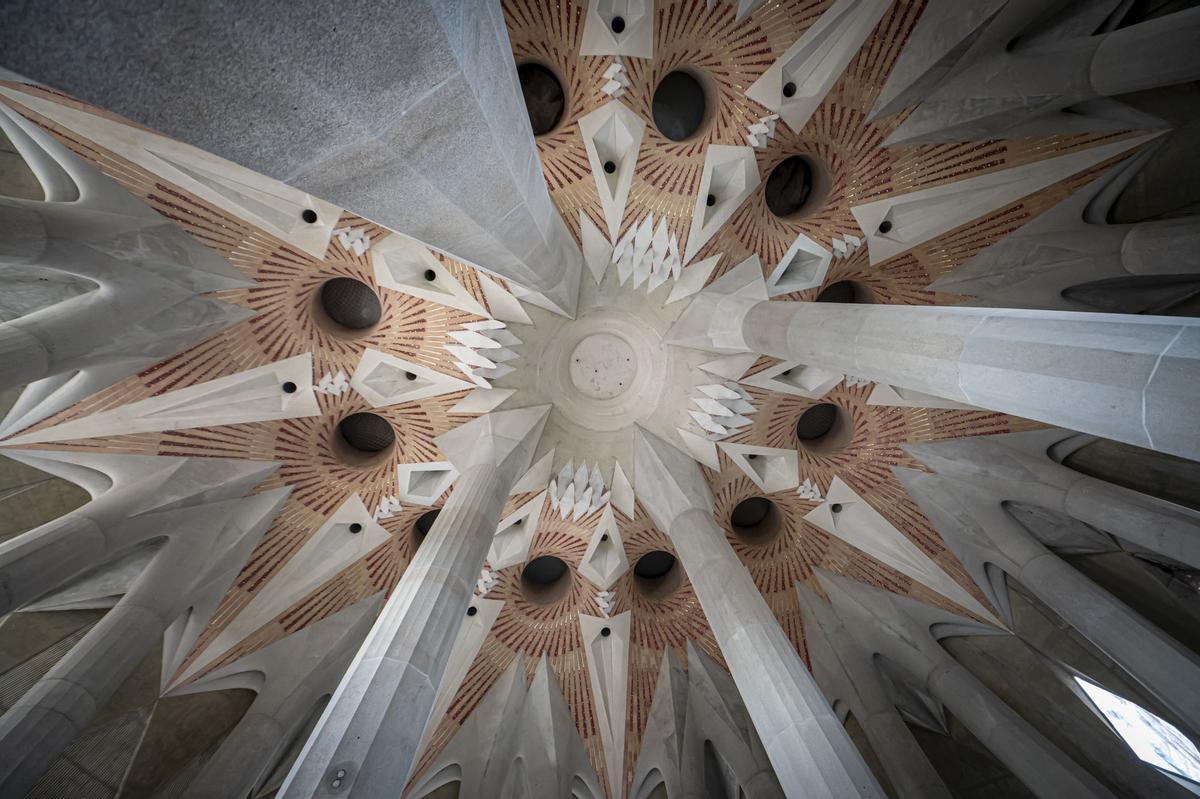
<box><xmin>804</xmin><ymin>476</ymin><xmax>1002</xmax><ymax>626</ymax></box>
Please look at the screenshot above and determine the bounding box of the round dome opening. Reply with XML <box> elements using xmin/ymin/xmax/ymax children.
<box><xmin>815</xmin><ymin>280</ymin><xmax>872</xmax><ymax>304</ymax></box>
<box><xmin>521</xmin><ymin>555</ymin><xmax>572</xmax><ymax>605</ymax></box>
<box><xmin>518</xmin><ymin>63</ymin><xmax>565</xmax><ymax>136</ymax></box>
<box><xmin>337</xmin><ymin>412</ymin><xmax>395</xmax><ymax>453</ymax></box>
<box><xmin>796</xmin><ymin>402</ymin><xmax>853</xmax><ymax>454</ymax></box>
<box><xmin>411</xmin><ymin>508</ymin><xmax>439</xmax><ymax>550</ymax></box>
<box><xmin>653</xmin><ymin>70</ymin><xmax>707</xmax><ymax>141</ymax></box>
<box><xmin>318</xmin><ymin>278</ymin><xmax>382</xmax><ymax>332</ymax></box>
<box><xmin>765</xmin><ymin>156</ymin><xmax>814</xmax><ymax>218</ymax></box>
<box><xmin>729</xmin><ymin>497</ymin><xmax>782</xmax><ymax>545</ymax></box>
<box><xmin>633</xmin><ymin>550</ymin><xmax>681</xmax><ymax>599</ymax></box>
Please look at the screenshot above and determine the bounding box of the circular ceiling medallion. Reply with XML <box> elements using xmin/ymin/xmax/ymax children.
<box><xmin>568</xmin><ymin>333</ymin><xmax>637</xmax><ymax>400</ymax></box>
<box><xmin>337</xmin><ymin>413</ymin><xmax>395</xmax><ymax>454</ymax></box>
<box><xmin>652</xmin><ymin>70</ymin><xmax>706</xmax><ymax>141</ymax></box>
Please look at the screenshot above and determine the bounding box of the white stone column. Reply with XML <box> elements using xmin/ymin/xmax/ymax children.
<box><xmin>900</xmin><ymin>466</ymin><xmax>1200</xmax><ymax>737</ymax></box>
<box><xmin>279</xmin><ymin>406</ymin><xmax>550</xmax><ymax>798</ymax></box>
<box><xmin>797</xmin><ymin>584</ymin><xmax>953</xmax><ymax>799</ymax></box>
<box><xmin>0</xmin><ymin>489</ymin><xmax>284</xmax><ymax>797</ymax></box>
<box><xmin>668</xmin><ymin>295</ymin><xmax>1200</xmax><ymax>460</ymax></box>
<box><xmin>0</xmin><ymin>1</ymin><xmax>583</xmax><ymax>316</ymax></box>
<box><xmin>633</xmin><ymin>428</ymin><xmax>885</xmax><ymax>799</ymax></box>
<box><xmin>818</xmin><ymin>571</ymin><xmax>1119</xmax><ymax>799</ymax></box>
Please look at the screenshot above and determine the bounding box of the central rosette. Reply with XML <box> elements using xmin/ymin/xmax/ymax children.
<box><xmin>492</xmin><ymin>271</ymin><xmax>708</xmax><ymax>481</ymax></box>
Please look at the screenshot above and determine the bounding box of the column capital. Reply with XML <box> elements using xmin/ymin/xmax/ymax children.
<box><xmin>435</xmin><ymin>404</ymin><xmax>551</xmax><ymax>478</ymax></box>
<box><xmin>632</xmin><ymin>426</ymin><xmax>714</xmax><ymax>532</ymax></box>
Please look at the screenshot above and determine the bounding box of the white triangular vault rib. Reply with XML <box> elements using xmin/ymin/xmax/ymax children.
<box><xmin>579</xmin><ymin>100</ymin><xmax>646</xmax><ymax>241</ymax></box>
<box><xmin>718</xmin><ymin>442</ymin><xmax>799</xmax><ymax>493</ymax></box>
<box><xmin>804</xmin><ymin>476</ymin><xmax>1002</xmax><ymax>625</ymax></box>
<box><xmin>397</xmin><ymin>461</ymin><xmax>459</xmax><ymax>506</ymax></box>
<box><xmin>7</xmin><ymin>354</ymin><xmax>320</xmax><ymax>445</ymax></box>
<box><xmin>580</xmin><ymin>612</ymin><xmax>631</xmax><ymax>799</ymax></box>
<box><xmin>0</xmin><ymin>86</ymin><xmax>339</xmax><ymax>259</ymax></box>
<box><xmin>170</xmin><ymin>493</ymin><xmax>390</xmax><ymax>688</ymax></box>
<box><xmin>740</xmin><ymin>361</ymin><xmax>843</xmax><ymax>399</ymax></box>
<box><xmin>683</xmin><ymin>146</ymin><xmax>761</xmax><ymax>264</ymax></box>
<box><xmin>578</xmin><ymin>505</ymin><xmax>628</xmax><ymax>589</ymax></box>
<box><xmin>351</xmin><ymin>349</ymin><xmax>474</xmax><ymax>408</ymax></box>
<box><xmin>745</xmin><ymin>0</ymin><xmax>891</xmax><ymax>133</ymax></box>
<box><xmin>766</xmin><ymin>233</ymin><xmax>832</xmax><ymax>296</ymax></box>
<box><xmin>489</xmin><ymin>491</ymin><xmax>548</xmax><ymax>570</ymax></box>
<box><xmin>851</xmin><ymin>133</ymin><xmax>1157</xmax><ymax>265</ymax></box>
<box><xmin>371</xmin><ymin>233</ymin><xmax>489</xmax><ymax>316</ymax></box>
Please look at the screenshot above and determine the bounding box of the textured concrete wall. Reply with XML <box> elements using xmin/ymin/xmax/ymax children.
<box><xmin>0</xmin><ymin>0</ymin><xmax>581</xmax><ymax>313</ymax></box>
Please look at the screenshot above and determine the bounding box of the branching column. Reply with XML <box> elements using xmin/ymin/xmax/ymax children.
<box><xmin>279</xmin><ymin>406</ymin><xmax>550</xmax><ymax>798</ymax></box>
<box><xmin>668</xmin><ymin>296</ymin><xmax>1200</xmax><ymax>460</ymax></box>
<box><xmin>634</xmin><ymin>428</ymin><xmax>885</xmax><ymax>799</ymax></box>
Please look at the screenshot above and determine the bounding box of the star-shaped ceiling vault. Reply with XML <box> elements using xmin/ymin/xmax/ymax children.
<box><xmin>1</xmin><ymin>0</ymin><xmax>1197</xmax><ymax>797</ymax></box>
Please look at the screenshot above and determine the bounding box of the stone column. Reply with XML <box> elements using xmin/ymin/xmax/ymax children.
<box><xmin>279</xmin><ymin>406</ymin><xmax>550</xmax><ymax>798</ymax></box>
<box><xmin>0</xmin><ymin>1</ymin><xmax>582</xmax><ymax>316</ymax></box>
<box><xmin>0</xmin><ymin>490</ymin><xmax>282</xmax><ymax>797</ymax></box>
<box><xmin>900</xmin><ymin>467</ymin><xmax>1200</xmax><ymax>737</ymax></box>
<box><xmin>633</xmin><ymin>428</ymin><xmax>885</xmax><ymax>799</ymax></box>
<box><xmin>178</xmin><ymin>593</ymin><xmax>384</xmax><ymax>799</ymax></box>
<box><xmin>796</xmin><ymin>584</ymin><xmax>953</xmax><ymax>799</ymax></box>
<box><xmin>818</xmin><ymin>571</ymin><xmax>1119</xmax><ymax>799</ymax></box>
<box><xmin>668</xmin><ymin>295</ymin><xmax>1200</xmax><ymax>460</ymax></box>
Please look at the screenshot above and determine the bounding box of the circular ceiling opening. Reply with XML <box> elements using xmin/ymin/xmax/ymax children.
<box><xmin>318</xmin><ymin>278</ymin><xmax>382</xmax><ymax>332</ymax></box>
<box><xmin>653</xmin><ymin>70</ymin><xmax>707</xmax><ymax>141</ymax></box>
<box><xmin>633</xmin><ymin>550</ymin><xmax>681</xmax><ymax>598</ymax></box>
<box><xmin>765</xmin><ymin>156</ymin><xmax>814</xmax><ymax>218</ymax></box>
<box><xmin>730</xmin><ymin>497</ymin><xmax>782</xmax><ymax>545</ymax></box>
<box><xmin>518</xmin><ymin>63</ymin><xmax>565</xmax><ymax>136</ymax></box>
<box><xmin>337</xmin><ymin>412</ymin><xmax>395</xmax><ymax>453</ymax></box>
<box><xmin>796</xmin><ymin>402</ymin><xmax>853</xmax><ymax>453</ymax></box>
<box><xmin>521</xmin><ymin>555</ymin><xmax>572</xmax><ymax>605</ymax></box>
<box><xmin>411</xmin><ymin>508</ymin><xmax>439</xmax><ymax>550</ymax></box>
<box><xmin>815</xmin><ymin>280</ymin><xmax>871</xmax><ymax>304</ymax></box>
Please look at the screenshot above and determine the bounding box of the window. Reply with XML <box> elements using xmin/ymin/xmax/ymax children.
<box><xmin>1075</xmin><ymin>676</ymin><xmax>1200</xmax><ymax>791</ymax></box>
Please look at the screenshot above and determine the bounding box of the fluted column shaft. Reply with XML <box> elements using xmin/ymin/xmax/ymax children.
<box><xmin>0</xmin><ymin>533</ymin><xmax>206</xmax><ymax>796</ymax></box>
<box><xmin>182</xmin><ymin>712</ymin><xmax>287</xmax><ymax>799</ymax></box>
<box><xmin>279</xmin><ymin>466</ymin><xmax>509</xmax><ymax>797</ymax></box>
<box><xmin>995</xmin><ymin>517</ymin><xmax>1200</xmax><ymax>735</ymax></box>
<box><xmin>860</xmin><ymin>711</ymin><xmax>951</xmax><ymax>799</ymax></box>
<box><xmin>921</xmin><ymin>654</ymin><xmax>1114</xmax><ymax>799</ymax></box>
<box><xmin>0</xmin><ymin>514</ymin><xmax>105</xmax><ymax>615</ymax></box>
<box><xmin>669</xmin><ymin>508</ymin><xmax>884</xmax><ymax>799</ymax></box>
<box><xmin>670</xmin><ymin>297</ymin><xmax>1200</xmax><ymax>459</ymax></box>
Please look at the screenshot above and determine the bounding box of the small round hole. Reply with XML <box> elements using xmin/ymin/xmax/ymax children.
<box><xmin>348</xmin><ymin>522</ymin><xmax>363</xmax><ymax>534</ymax></box>
<box><xmin>634</xmin><ymin>550</ymin><xmax>681</xmax><ymax>598</ymax></box>
<box><xmin>706</xmin><ymin>194</ymin><xmax>716</xmax><ymax>207</ymax></box>
<box><xmin>830</xmin><ymin>503</ymin><xmax>843</xmax><ymax>514</ymax></box>
<box><xmin>282</xmin><ymin>381</ymin><xmax>298</xmax><ymax>394</ymax></box>
<box><xmin>412</xmin><ymin>509</ymin><xmax>440</xmax><ymax>550</ymax></box>
<box><xmin>878</xmin><ymin>220</ymin><xmax>893</xmax><ymax>234</ymax></box>
<box><xmin>783</xmin><ymin>81</ymin><xmax>797</xmax><ymax>98</ymax></box>
<box><xmin>603</xmin><ymin>160</ymin><xmax>617</xmax><ymax>174</ymax></box>
<box><xmin>600</xmin><ymin>533</ymin><xmax>609</xmax><ymax>542</ymax></box>
<box><xmin>405</xmin><ymin>372</ymin><xmax>417</xmax><ymax>381</ymax></box>
<box><xmin>466</xmin><ymin>605</ymin><xmax>478</xmax><ymax>617</ymax></box>
<box><xmin>815</xmin><ymin>281</ymin><xmax>871</xmax><ymax>304</ymax></box>
<box><xmin>729</xmin><ymin>497</ymin><xmax>782</xmax><ymax>545</ymax></box>
<box><xmin>601</xmin><ymin>626</ymin><xmax>612</xmax><ymax>636</ymax></box>
<box><xmin>337</xmin><ymin>412</ymin><xmax>395</xmax><ymax>454</ymax></box>
<box><xmin>765</xmin><ymin>156</ymin><xmax>814</xmax><ymax>218</ymax></box>
<box><xmin>518</xmin><ymin>63</ymin><xmax>566</xmax><ymax>136</ymax></box>
<box><xmin>611</xmin><ymin>15</ymin><xmax>625</xmax><ymax>33</ymax></box>
<box><xmin>653</xmin><ymin>70</ymin><xmax>707</xmax><ymax>141</ymax></box>
<box><xmin>796</xmin><ymin>403</ymin><xmax>853</xmax><ymax>454</ymax></box>
<box><xmin>423</xmin><ymin>269</ymin><xmax>437</xmax><ymax>282</ymax></box>
<box><xmin>747</xmin><ymin>453</ymin><xmax>758</xmax><ymax>460</ymax></box>
<box><xmin>302</xmin><ymin>209</ymin><xmax>319</xmax><ymax>224</ymax></box>
<box><xmin>521</xmin><ymin>556</ymin><xmax>571</xmax><ymax>605</ymax></box>
<box><xmin>318</xmin><ymin>278</ymin><xmax>382</xmax><ymax>331</ymax></box>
